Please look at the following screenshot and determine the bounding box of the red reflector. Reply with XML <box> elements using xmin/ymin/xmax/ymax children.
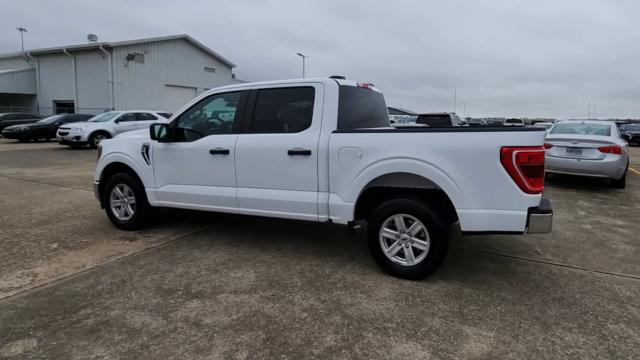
<box><xmin>543</xmin><ymin>143</ymin><xmax>553</xmax><ymax>149</ymax></box>
<box><xmin>500</xmin><ymin>146</ymin><xmax>546</xmax><ymax>194</ymax></box>
<box><xmin>597</xmin><ymin>145</ymin><xmax>622</xmax><ymax>155</ymax></box>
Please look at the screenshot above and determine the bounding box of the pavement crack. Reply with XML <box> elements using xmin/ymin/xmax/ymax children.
<box><xmin>0</xmin><ymin>174</ymin><xmax>92</xmax><ymax>192</ymax></box>
<box><xmin>0</xmin><ymin>226</ymin><xmax>215</xmax><ymax>304</ymax></box>
<box><xmin>452</xmin><ymin>246</ymin><xmax>640</xmax><ymax>280</ymax></box>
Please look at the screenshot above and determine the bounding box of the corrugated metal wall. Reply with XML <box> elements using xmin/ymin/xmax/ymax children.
<box><xmin>0</xmin><ymin>69</ymin><xmax>36</xmax><ymax>94</ymax></box>
<box><xmin>112</xmin><ymin>38</ymin><xmax>234</xmax><ymax>112</ymax></box>
<box><xmin>0</xmin><ymin>56</ymin><xmax>31</xmax><ymax>70</ymax></box>
<box><xmin>37</xmin><ymin>54</ymin><xmax>74</xmax><ymax>112</ymax></box>
<box><xmin>75</xmin><ymin>50</ymin><xmax>110</xmax><ymax>113</ymax></box>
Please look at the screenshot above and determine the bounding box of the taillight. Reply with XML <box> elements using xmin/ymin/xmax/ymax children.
<box><xmin>543</xmin><ymin>143</ymin><xmax>553</xmax><ymax>149</ymax></box>
<box><xmin>357</xmin><ymin>83</ymin><xmax>374</xmax><ymax>90</ymax></box>
<box><xmin>597</xmin><ymin>145</ymin><xmax>622</xmax><ymax>155</ymax></box>
<box><xmin>500</xmin><ymin>146</ymin><xmax>546</xmax><ymax>194</ymax></box>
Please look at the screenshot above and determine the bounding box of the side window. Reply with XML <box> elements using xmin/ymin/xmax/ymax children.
<box><xmin>250</xmin><ymin>87</ymin><xmax>314</xmax><ymax>133</ymax></box>
<box><xmin>137</xmin><ymin>113</ymin><xmax>158</xmax><ymax>121</ymax></box>
<box><xmin>175</xmin><ymin>91</ymin><xmax>242</xmax><ymax>141</ymax></box>
<box><xmin>118</xmin><ymin>113</ymin><xmax>137</xmax><ymax>122</ymax></box>
<box><xmin>1</xmin><ymin>114</ymin><xmax>16</xmax><ymax>121</ymax></box>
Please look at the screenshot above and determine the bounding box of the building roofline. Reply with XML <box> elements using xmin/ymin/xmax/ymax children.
<box><xmin>0</xmin><ymin>67</ymin><xmax>34</xmax><ymax>75</ymax></box>
<box><xmin>0</xmin><ymin>34</ymin><xmax>236</xmax><ymax>68</ymax></box>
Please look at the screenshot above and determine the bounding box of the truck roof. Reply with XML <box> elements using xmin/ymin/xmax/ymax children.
<box><xmin>206</xmin><ymin>77</ymin><xmax>383</xmax><ymax>94</ymax></box>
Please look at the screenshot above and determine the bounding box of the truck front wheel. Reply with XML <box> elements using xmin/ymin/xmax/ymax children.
<box><xmin>367</xmin><ymin>198</ymin><xmax>449</xmax><ymax>280</ymax></box>
<box><xmin>103</xmin><ymin>172</ymin><xmax>153</xmax><ymax>230</ymax></box>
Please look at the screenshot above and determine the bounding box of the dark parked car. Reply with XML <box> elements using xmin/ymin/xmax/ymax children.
<box><xmin>1</xmin><ymin>114</ymin><xmax>92</xmax><ymax>142</ymax></box>
<box><xmin>0</xmin><ymin>113</ymin><xmax>43</xmax><ymax>132</ymax></box>
<box><xmin>415</xmin><ymin>113</ymin><xmax>461</xmax><ymax>127</ymax></box>
<box><xmin>620</xmin><ymin>124</ymin><xmax>640</xmax><ymax>146</ymax></box>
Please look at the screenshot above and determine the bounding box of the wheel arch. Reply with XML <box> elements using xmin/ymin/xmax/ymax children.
<box><xmin>353</xmin><ymin>172</ymin><xmax>459</xmax><ymax>225</ymax></box>
<box><xmin>98</xmin><ymin>161</ymin><xmax>145</xmax><ymax>208</ymax></box>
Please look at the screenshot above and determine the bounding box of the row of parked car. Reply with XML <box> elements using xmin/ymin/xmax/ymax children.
<box><xmin>0</xmin><ymin>111</ymin><xmax>171</xmax><ymax>148</ymax></box>
<box><xmin>387</xmin><ymin>107</ymin><xmax>634</xmax><ymax>188</ymax></box>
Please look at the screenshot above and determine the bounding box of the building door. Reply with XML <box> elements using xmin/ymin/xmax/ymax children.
<box><xmin>53</xmin><ymin>100</ymin><xmax>75</xmax><ymax>114</ymax></box>
<box><xmin>163</xmin><ymin>85</ymin><xmax>197</xmax><ymax>113</ymax></box>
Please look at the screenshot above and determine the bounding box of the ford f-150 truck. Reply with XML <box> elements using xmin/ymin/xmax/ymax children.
<box><xmin>94</xmin><ymin>78</ymin><xmax>552</xmax><ymax>279</ymax></box>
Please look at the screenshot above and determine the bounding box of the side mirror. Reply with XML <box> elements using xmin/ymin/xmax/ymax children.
<box><xmin>150</xmin><ymin>123</ymin><xmax>171</xmax><ymax>142</ymax></box>
<box><xmin>53</xmin><ymin>121</ymin><xmax>62</xmax><ymax>126</ymax></box>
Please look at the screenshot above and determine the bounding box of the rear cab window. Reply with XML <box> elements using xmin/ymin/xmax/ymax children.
<box><xmin>337</xmin><ymin>84</ymin><xmax>389</xmax><ymax>130</ymax></box>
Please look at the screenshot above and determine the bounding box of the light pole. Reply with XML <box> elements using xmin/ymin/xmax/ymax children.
<box><xmin>463</xmin><ymin>98</ymin><xmax>467</xmax><ymax>119</ymax></box>
<box><xmin>16</xmin><ymin>27</ymin><xmax>27</xmax><ymax>53</ymax></box>
<box><xmin>296</xmin><ymin>52</ymin><xmax>307</xmax><ymax>78</ymax></box>
<box><xmin>587</xmin><ymin>97</ymin><xmax>591</xmax><ymax>120</ymax></box>
<box><xmin>453</xmin><ymin>89</ymin><xmax>457</xmax><ymax>114</ymax></box>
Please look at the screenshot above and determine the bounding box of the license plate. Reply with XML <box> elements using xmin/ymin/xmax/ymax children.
<box><xmin>566</xmin><ymin>147</ymin><xmax>583</xmax><ymax>155</ymax></box>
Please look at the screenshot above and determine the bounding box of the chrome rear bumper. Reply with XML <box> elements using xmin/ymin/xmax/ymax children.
<box><xmin>527</xmin><ymin>198</ymin><xmax>553</xmax><ymax>234</ymax></box>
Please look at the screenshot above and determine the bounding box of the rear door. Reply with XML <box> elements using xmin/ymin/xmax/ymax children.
<box><xmin>234</xmin><ymin>85</ymin><xmax>323</xmax><ymax>221</ymax></box>
<box><xmin>134</xmin><ymin>112</ymin><xmax>159</xmax><ymax>130</ymax></box>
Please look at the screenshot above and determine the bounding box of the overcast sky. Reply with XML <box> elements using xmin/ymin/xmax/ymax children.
<box><xmin>2</xmin><ymin>0</ymin><xmax>639</xmax><ymax>118</ymax></box>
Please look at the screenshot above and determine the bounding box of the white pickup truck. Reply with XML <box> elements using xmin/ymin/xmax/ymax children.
<box><xmin>94</xmin><ymin>78</ymin><xmax>552</xmax><ymax>279</ymax></box>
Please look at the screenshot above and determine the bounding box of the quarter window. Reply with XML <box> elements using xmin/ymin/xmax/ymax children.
<box><xmin>175</xmin><ymin>91</ymin><xmax>242</xmax><ymax>141</ymax></box>
<box><xmin>250</xmin><ymin>87</ymin><xmax>315</xmax><ymax>133</ymax></box>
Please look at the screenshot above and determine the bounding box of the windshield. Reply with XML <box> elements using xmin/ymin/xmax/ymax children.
<box><xmin>551</xmin><ymin>122</ymin><xmax>611</xmax><ymax>136</ymax></box>
<box><xmin>88</xmin><ymin>112</ymin><xmax>120</xmax><ymax>122</ymax></box>
<box><xmin>37</xmin><ymin>115</ymin><xmax>64</xmax><ymax>124</ymax></box>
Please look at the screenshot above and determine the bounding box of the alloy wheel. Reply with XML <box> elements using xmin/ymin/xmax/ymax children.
<box><xmin>110</xmin><ymin>184</ymin><xmax>136</xmax><ymax>221</ymax></box>
<box><xmin>379</xmin><ymin>214</ymin><xmax>430</xmax><ymax>266</ymax></box>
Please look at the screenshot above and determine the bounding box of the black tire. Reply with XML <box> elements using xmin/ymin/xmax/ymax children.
<box><xmin>103</xmin><ymin>172</ymin><xmax>153</xmax><ymax>230</ymax></box>
<box><xmin>31</xmin><ymin>129</ymin><xmax>52</xmax><ymax>142</ymax></box>
<box><xmin>611</xmin><ymin>171</ymin><xmax>626</xmax><ymax>189</ymax></box>
<box><xmin>367</xmin><ymin>198</ymin><xmax>449</xmax><ymax>280</ymax></box>
<box><xmin>89</xmin><ymin>131</ymin><xmax>111</xmax><ymax>148</ymax></box>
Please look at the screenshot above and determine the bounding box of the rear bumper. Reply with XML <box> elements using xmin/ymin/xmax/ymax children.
<box><xmin>545</xmin><ymin>154</ymin><xmax>626</xmax><ymax>179</ymax></box>
<box><xmin>526</xmin><ymin>198</ymin><xmax>553</xmax><ymax>234</ymax></box>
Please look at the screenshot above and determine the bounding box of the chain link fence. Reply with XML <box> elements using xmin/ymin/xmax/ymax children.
<box><xmin>0</xmin><ymin>106</ymin><xmax>111</xmax><ymax>116</ymax></box>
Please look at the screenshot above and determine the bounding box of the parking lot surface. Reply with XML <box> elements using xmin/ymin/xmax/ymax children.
<box><xmin>0</xmin><ymin>138</ymin><xmax>639</xmax><ymax>359</ymax></box>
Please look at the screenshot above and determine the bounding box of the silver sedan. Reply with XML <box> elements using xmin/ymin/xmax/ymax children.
<box><xmin>544</xmin><ymin>120</ymin><xmax>629</xmax><ymax>188</ymax></box>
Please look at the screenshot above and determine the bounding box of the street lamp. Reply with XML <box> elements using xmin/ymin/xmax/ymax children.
<box><xmin>16</xmin><ymin>27</ymin><xmax>27</xmax><ymax>53</ymax></box>
<box><xmin>296</xmin><ymin>52</ymin><xmax>307</xmax><ymax>78</ymax></box>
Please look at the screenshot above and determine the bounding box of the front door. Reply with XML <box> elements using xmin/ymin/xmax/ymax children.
<box><xmin>112</xmin><ymin>112</ymin><xmax>138</xmax><ymax>134</ymax></box>
<box><xmin>152</xmin><ymin>91</ymin><xmax>246</xmax><ymax>211</ymax></box>
<box><xmin>234</xmin><ymin>85</ymin><xmax>322</xmax><ymax>221</ymax></box>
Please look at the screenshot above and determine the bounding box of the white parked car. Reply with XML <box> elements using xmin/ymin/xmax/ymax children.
<box><xmin>57</xmin><ymin>110</ymin><xmax>170</xmax><ymax>148</ymax></box>
<box><xmin>94</xmin><ymin>78</ymin><xmax>552</xmax><ymax>279</ymax></box>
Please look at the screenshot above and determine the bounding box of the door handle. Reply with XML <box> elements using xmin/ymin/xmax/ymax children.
<box><xmin>209</xmin><ymin>148</ymin><xmax>230</xmax><ymax>155</ymax></box>
<box><xmin>287</xmin><ymin>148</ymin><xmax>312</xmax><ymax>156</ymax></box>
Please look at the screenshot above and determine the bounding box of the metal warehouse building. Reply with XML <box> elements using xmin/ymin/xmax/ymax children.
<box><xmin>0</xmin><ymin>34</ymin><xmax>239</xmax><ymax>114</ymax></box>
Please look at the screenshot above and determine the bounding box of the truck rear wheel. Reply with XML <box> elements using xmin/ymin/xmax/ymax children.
<box><xmin>367</xmin><ymin>198</ymin><xmax>449</xmax><ymax>280</ymax></box>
